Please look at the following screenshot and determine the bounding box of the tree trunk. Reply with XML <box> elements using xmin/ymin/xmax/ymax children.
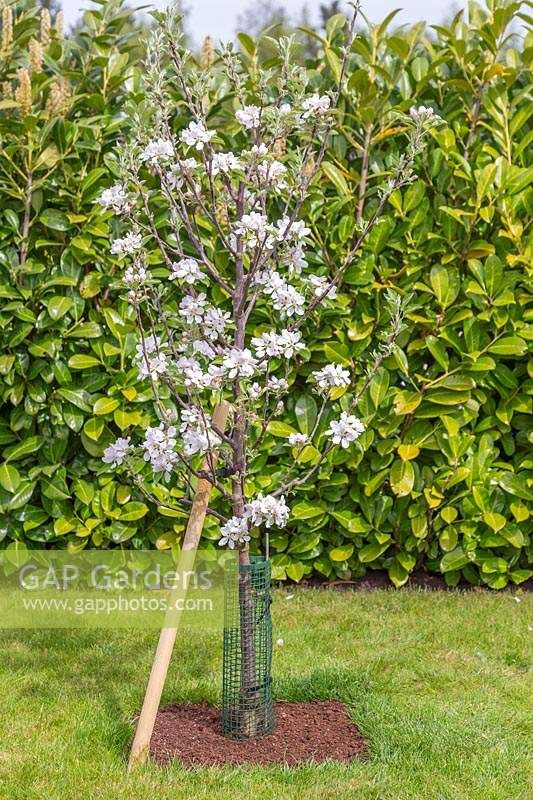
<box><xmin>237</xmin><ymin>546</ymin><xmax>260</xmax><ymax>736</ymax></box>
<box><xmin>231</xmin><ymin>271</ymin><xmax>261</xmax><ymax>735</ymax></box>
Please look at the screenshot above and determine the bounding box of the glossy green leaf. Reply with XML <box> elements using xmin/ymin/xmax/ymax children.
<box><xmin>294</xmin><ymin>394</ymin><xmax>317</xmax><ymax>435</ymax></box>
<box><xmin>68</xmin><ymin>355</ymin><xmax>100</xmax><ymax>369</ymax></box>
<box><xmin>329</xmin><ymin>544</ymin><xmax>354</xmax><ymax>561</ymax></box>
<box><xmin>40</xmin><ymin>209</ymin><xmax>70</xmax><ymax>231</ymax></box>
<box><xmin>93</xmin><ymin>397</ymin><xmax>120</xmax><ymax>416</ymax></box>
<box><xmin>0</xmin><ymin>462</ymin><xmax>21</xmax><ymax>493</ymax></box>
<box><xmin>390</xmin><ymin>460</ymin><xmax>415</xmax><ymax>497</ymax></box>
<box><xmin>46</xmin><ymin>296</ymin><xmax>73</xmax><ymax>320</ymax></box>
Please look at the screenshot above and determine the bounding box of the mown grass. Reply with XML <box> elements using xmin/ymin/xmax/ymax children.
<box><xmin>0</xmin><ymin>587</ymin><xmax>531</xmax><ymax>800</ymax></box>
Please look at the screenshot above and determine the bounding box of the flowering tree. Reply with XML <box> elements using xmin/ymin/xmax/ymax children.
<box><xmin>98</xmin><ymin>0</ymin><xmax>440</xmax><ymax>737</ymax></box>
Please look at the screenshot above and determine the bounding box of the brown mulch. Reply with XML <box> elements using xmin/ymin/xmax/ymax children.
<box><xmin>299</xmin><ymin>569</ymin><xmax>533</xmax><ymax>593</ymax></box>
<box><xmin>150</xmin><ymin>700</ymin><xmax>367</xmax><ymax>766</ymax></box>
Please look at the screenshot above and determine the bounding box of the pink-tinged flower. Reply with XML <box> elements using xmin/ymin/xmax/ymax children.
<box><xmin>302</xmin><ymin>93</ymin><xmax>330</xmax><ymax>118</ymax></box>
<box><xmin>235</xmin><ymin>105</ymin><xmax>261</xmax><ymax>129</ymax></box>
<box><xmin>180</xmin><ymin>121</ymin><xmax>214</xmax><ymax>151</ymax></box>
<box><xmin>102</xmin><ymin>437</ymin><xmax>131</xmax><ymax>467</ymax></box>
<box><xmin>288</xmin><ymin>432</ymin><xmax>308</xmax><ymax>447</ymax></box>
<box><xmin>409</xmin><ymin>105</ymin><xmax>436</xmax><ymax>121</ymax></box>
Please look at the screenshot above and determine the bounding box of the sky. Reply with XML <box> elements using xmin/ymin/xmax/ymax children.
<box><xmin>61</xmin><ymin>0</ymin><xmax>460</xmax><ymax>44</ymax></box>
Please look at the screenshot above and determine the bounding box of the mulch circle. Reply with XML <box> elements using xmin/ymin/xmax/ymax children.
<box><xmin>300</xmin><ymin>569</ymin><xmax>532</xmax><ymax>592</ymax></box>
<box><xmin>150</xmin><ymin>700</ymin><xmax>367</xmax><ymax>766</ymax></box>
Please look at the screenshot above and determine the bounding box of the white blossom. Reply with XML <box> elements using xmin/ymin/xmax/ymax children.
<box><xmin>179</xmin><ymin>407</ymin><xmax>220</xmax><ymax>456</ymax></box>
<box><xmin>204</xmin><ymin>307</ymin><xmax>230</xmax><ymax>340</ymax></box>
<box><xmin>165</xmin><ymin>158</ymin><xmax>198</xmax><ymax>189</ymax></box>
<box><xmin>136</xmin><ymin>333</ymin><xmax>160</xmax><ymax>357</ymax></box>
<box><xmin>257</xmin><ymin>160</ymin><xmax>287</xmax><ymax>188</ymax></box>
<box><xmin>174</xmin><ymin>357</ymin><xmax>224</xmax><ymax>391</ymax></box>
<box><xmin>139</xmin><ymin>352</ymin><xmax>168</xmax><ymax>380</ymax></box>
<box><xmin>325</xmin><ymin>412</ymin><xmax>365</xmax><ymax>448</ymax></box>
<box><xmin>278</xmin><ymin>330</ymin><xmax>304</xmax><ymax>357</ymax></box>
<box><xmin>288</xmin><ymin>432</ymin><xmax>308</xmax><ymax>447</ymax></box>
<box><xmin>111</xmin><ymin>231</ymin><xmax>142</xmax><ymax>256</ymax></box>
<box><xmin>409</xmin><ymin>105</ymin><xmax>435</xmax><ymax>121</ymax></box>
<box><xmin>205</xmin><ymin>364</ymin><xmax>226</xmax><ymax>388</ymax></box>
<box><xmin>179</xmin><ymin>157</ymin><xmax>198</xmax><ymax>171</ymax></box>
<box><xmin>234</xmin><ymin>212</ymin><xmax>273</xmax><ymax>249</ymax></box>
<box><xmin>249</xmin><ymin>382</ymin><xmax>263</xmax><ymax>400</ymax></box>
<box><xmin>250</xmin><ymin>144</ymin><xmax>268</xmax><ymax>157</ymax></box>
<box><xmin>176</xmin><ymin>357</ymin><xmax>207</xmax><ymax>389</ymax></box>
<box><xmin>276</xmin><ymin>284</ymin><xmax>305</xmax><ymax>317</ymax></box>
<box><xmin>98</xmin><ymin>184</ymin><xmax>130</xmax><ymax>215</ymax></box>
<box><xmin>302</xmin><ymin>93</ymin><xmax>331</xmax><ymax>118</ymax></box>
<box><xmin>124</xmin><ymin>257</ymin><xmax>147</xmax><ymax>287</ymax></box>
<box><xmin>179</xmin><ymin>293</ymin><xmax>207</xmax><ymax>324</ymax></box>
<box><xmin>284</xmin><ymin>243</ymin><xmax>308</xmax><ymax>273</ymax></box>
<box><xmin>236</xmin><ymin>105</ymin><xmax>261</xmax><ymax>129</ymax></box>
<box><xmin>312</xmin><ymin>364</ymin><xmax>351</xmax><ymax>390</ymax></box>
<box><xmin>308</xmin><ymin>274</ymin><xmax>337</xmax><ymax>299</ymax></box>
<box><xmin>180</xmin><ymin>120</ymin><xmax>215</xmax><ymax>151</ymax></box>
<box><xmin>218</xmin><ymin>516</ymin><xmax>250</xmax><ymax>549</ymax></box>
<box><xmin>102</xmin><ymin>437</ymin><xmax>131</xmax><ymax>467</ymax></box>
<box><xmin>222</xmin><ymin>348</ymin><xmax>258</xmax><ymax>379</ymax></box>
<box><xmin>211</xmin><ymin>152</ymin><xmax>242</xmax><ymax>175</ymax></box>
<box><xmin>267</xmin><ymin>376</ymin><xmax>289</xmax><ymax>393</ymax></box>
<box><xmin>191</xmin><ymin>339</ymin><xmax>216</xmax><ymax>358</ymax></box>
<box><xmin>139</xmin><ymin>138</ymin><xmax>174</xmax><ymax>163</ymax></box>
<box><xmin>182</xmin><ymin>427</ymin><xmax>209</xmax><ymax>455</ymax></box>
<box><xmin>251</xmin><ymin>329</ymin><xmax>304</xmax><ymax>360</ymax></box>
<box><xmin>245</xmin><ymin>493</ymin><xmax>289</xmax><ymax>528</ymax></box>
<box><xmin>142</xmin><ymin>423</ymin><xmax>179</xmax><ymax>480</ymax></box>
<box><xmin>134</xmin><ymin>334</ymin><xmax>168</xmax><ymax>380</ymax></box>
<box><xmin>170</xmin><ymin>258</ymin><xmax>204</xmax><ymax>284</ymax></box>
<box><xmin>261</xmin><ymin>271</ymin><xmax>305</xmax><ymax>317</ymax></box>
<box><xmin>276</xmin><ymin>215</ymin><xmax>311</xmax><ymax>241</ymax></box>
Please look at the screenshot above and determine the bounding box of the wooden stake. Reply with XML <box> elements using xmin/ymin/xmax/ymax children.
<box><xmin>128</xmin><ymin>401</ymin><xmax>230</xmax><ymax>771</ymax></box>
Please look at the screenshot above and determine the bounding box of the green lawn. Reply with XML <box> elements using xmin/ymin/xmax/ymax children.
<box><xmin>0</xmin><ymin>588</ymin><xmax>531</xmax><ymax>800</ymax></box>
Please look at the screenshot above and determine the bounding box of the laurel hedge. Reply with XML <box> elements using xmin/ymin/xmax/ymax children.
<box><xmin>0</xmin><ymin>0</ymin><xmax>531</xmax><ymax>588</ymax></box>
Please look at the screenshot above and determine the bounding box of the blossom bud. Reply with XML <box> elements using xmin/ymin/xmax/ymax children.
<box><xmin>215</xmin><ymin>203</ymin><xmax>229</xmax><ymax>227</ymax></box>
<box><xmin>201</xmin><ymin>35</ymin><xmax>214</xmax><ymax>69</ymax></box>
<box><xmin>273</xmin><ymin>137</ymin><xmax>286</xmax><ymax>158</ymax></box>
<box><xmin>55</xmin><ymin>10</ymin><xmax>64</xmax><ymax>39</ymax></box>
<box><xmin>15</xmin><ymin>68</ymin><xmax>32</xmax><ymax>116</ymax></box>
<box><xmin>41</xmin><ymin>7</ymin><xmax>51</xmax><ymax>47</ymax></box>
<box><xmin>1</xmin><ymin>6</ymin><xmax>13</xmax><ymax>53</ymax></box>
<box><xmin>303</xmin><ymin>154</ymin><xmax>316</xmax><ymax>179</ymax></box>
<box><xmin>46</xmin><ymin>76</ymin><xmax>71</xmax><ymax>116</ymax></box>
<box><xmin>29</xmin><ymin>38</ymin><xmax>43</xmax><ymax>73</ymax></box>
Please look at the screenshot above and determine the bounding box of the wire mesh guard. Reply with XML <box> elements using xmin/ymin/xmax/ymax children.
<box><xmin>221</xmin><ymin>555</ymin><xmax>275</xmax><ymax>739</ymax></box>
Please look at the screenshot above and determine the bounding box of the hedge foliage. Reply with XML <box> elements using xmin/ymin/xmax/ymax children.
<box><xmin>0</xmin><ymin>0</ymin><xmax>531</xmax><ymax>588</ymax></box>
